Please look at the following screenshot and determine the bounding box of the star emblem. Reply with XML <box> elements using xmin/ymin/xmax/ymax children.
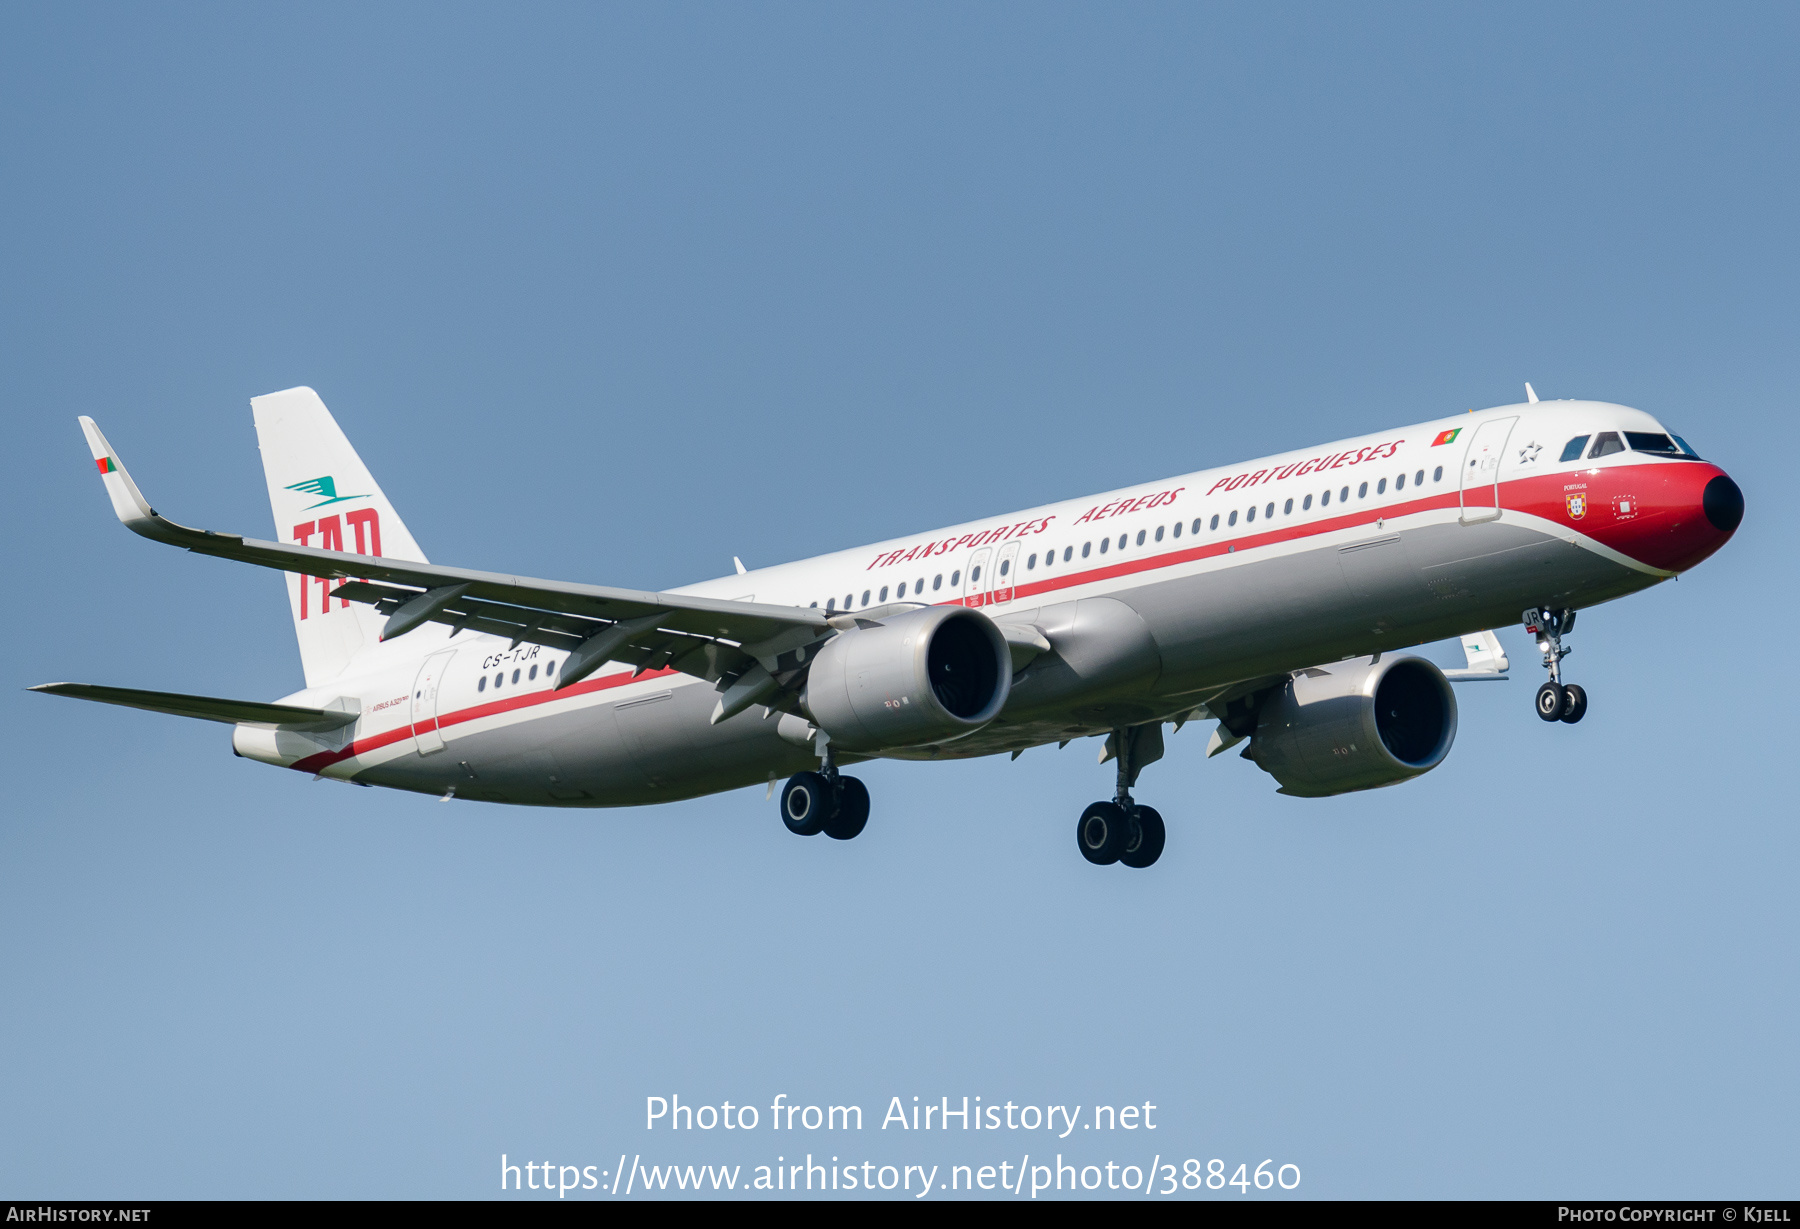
<box><xmin>1517</xmin><ymin>441</ymin><xmax>1543</xmax><ymax>464</ymax></box>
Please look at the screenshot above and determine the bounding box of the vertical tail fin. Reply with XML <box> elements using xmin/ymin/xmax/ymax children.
<box><xmin>251</xmin><ymin>387</ymin><xmax>429</xmax><ymax>687</ymax></box>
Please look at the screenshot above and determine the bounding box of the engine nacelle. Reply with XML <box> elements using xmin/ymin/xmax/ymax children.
<box><xmin>1243</xmin><ymin>655</ymin><xmax>1457</xmax><ymax>797</ymax></box>
<box><xmin>802</xmin><ymin>606</ymin><xmax>1011</xmax><ymax>752</ymax></box>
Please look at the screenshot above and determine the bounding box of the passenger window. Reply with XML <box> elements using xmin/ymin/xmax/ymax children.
<box><xmin>933</xmin><ymin>575</ymin><xmax>943</xmax><ymax>590</ymax></box>
<box><xmin>1358</xmin><ymin>482</ymin><xmax>1368</xmax><ymax>498</ymax></box>
<box><xmin>1340</xmin><ymin>486</ymin><xmax>1350</xmax><ymax>501</ymax></box>
<box><xmin>1100</xmin><ymin>538</ymin><xmax>1110</xmax><ymax>553</ymax></box>
<box><xmin>1136</xmin><ymin>529</ymin><xmax>1146</xmax><ymax>546</ymax></box>
<box><xmin>998</xmin><ymin>560</ymin><xmax>1009</xmax><ymax>576</ymax></box>
<box><xmin>1321</xmin><ymin>489</ymin><xmax>1331</xmax><ymax>506</ymax></box>
<box><xmin>1155</xmin><ymin>525</ymin><xmax>1164</xmax><ymax>541</ymax></box>
<box><xmin>879</xmin><ymin>585</ymin><xmax>889</xmax><ymax>601</ymax></box>
<box><xmin>950</xmin><ymin>571</ymin><xmax>960</xmax><ymax>586</ymax></box>
<box><xmin>970</xmin><ymin>567</ymin><xmax>981</xmax><ymax>583</ymax></box>
<box><xmin>1118</xmin><ymin>533</ymin><xmax>1127</xmax><ymax>549</ymax></box>
<box><xmin>1081</xmin><ymin>543</ymin><xmax>1091</xmax><ymax>558</ymax></box>
<box><xmin>1432</xmin><ymin>467</ymin><xmax>1442</xmax><ymax>482</ymax></box>
<box><xmin>546</xmin><ymin>661</ymin><xmax>555</xmax><ymax>676</ymax></box>
<box><xmin>1284</xmin><ymin>498</ymin><xmax>1293</xmax><ymax>514</ymax></box>
<box><xmin>810</xmin><ymin>601</ymin><xmax>818</xmax><ymax>608</ymax></box>
<box><xmin>896</xmin><ymin>581</ymin><xmax>906</xmax><ymax>598</ymax></box>
<box><xmin>1559</xmin><ymin>435</ymin><xmax>1590</xmax><ymax>463</ymax></box>
<box><xmin>1303</xmin><ymin>494</ymin><xmax>1313</xmax><ymax>510</ymax></box>
<box><xmin>1192</xmin><ymin>518</ymin><xmax>1202</xmax><ymax>534</ymax></box>
<box><xmin>1063</xmin><ymin>546</ymin><xmax>1073</xmax><ymax>562</ymax></box>
<box><xmin>1246</xmin><ymin>506</ymin><xmax>1256</xmax><ymax>522</ymax></box>
<box><xmin>826</xmin><ymin>598</ymin><xmax>836</xmax><ymax>612</ymax></box>
<box><xmin>915</xmin><ymin>577</ymin><xmax>924</xmax><ymax>592</ymax></box>
<box><xmin>1228</xmin><ymin>510</ymin><xmax>1238</xmax><ymax>526</ymax></box>
<box><xmin>478</xmin><ymin>675</ymin><xmax>487</xmax><ymax>692</ymax></box>
<box><xmin>1377</xmin><ymin>478</ymin><xmax>1387</xmax><ymax>495</ymax></box>
<box><xmin>1395</xmin><ymin>473</ymin><xmax>1405</xmax><ymax>490</ymax></box>
<box><xmin>1588</xmin><ymin>431</ymin><xmax>1625</xmax><ymax>458</ymax></box>
<box><xmin>1211</xmin><ymin>514</ymin><xmax>1221</xmax><ymax>529</ymax></box>
<box><xmin>511</xmin><ymin>668</ymin><xmax>520</xmax><ymax>684</ymax></box>
<box><xmin>529</xmin><ymin>664</ymin><xmax>538</xmax><ymax>680</ymax></box>
<box><xmin>1414</xmin><ymin>469</ymin><xmax>1424</xmax><ymax>485</ymax></box>
<box><xmin>1171</xmin><ymin>522</ymin><xmax>1181</xmax><ymax>538</ymax></box>
<box><xmin>1264</xmin><ymin>502</ymin><xmax>1274</xmax><ymax>518</ymax></box>
<box><xmin>1027</xmin><ymin>553</ymin><xmax>1037</xmax><ymax>569</ymax></box>
<box><xmin>844</xmin><ymin>594</ymin><xmax>852</xmax><ymax>609</ymax></box>
<box><xmin>861</xmin><ymin>590</ymin><xmax>871</xmax><ymax>606</ymax></box>
<box><xmin>495</xmin><ymin>672</ymin><xmax>504</xmax><ymax>688</ymax></box>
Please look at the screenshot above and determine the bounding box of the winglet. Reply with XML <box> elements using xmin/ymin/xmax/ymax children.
<box><xmin>1525</xmin><ymin>382</ymin><xmax>1539</xmax><ymax>403</ymax></box>
<box><xmin>75</xmin><ymin>417</ymin><xmax>235</xmax><ymax>549</ymax></box>
<box><xmin>1443</xmin><ymin>628</ymin><xmax>1511</xmax><ymax>681</ymax></box>
<box><xmin>78</xmin><ymin>417</ymin><xmax>159</xmax><ymax>530</ymax></box>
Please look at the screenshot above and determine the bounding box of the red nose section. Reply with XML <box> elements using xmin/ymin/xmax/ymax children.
<box><xmin>1514</xmin><ymin>461</ymin><xmax>1743</xmax><ymax>572</ymax></box>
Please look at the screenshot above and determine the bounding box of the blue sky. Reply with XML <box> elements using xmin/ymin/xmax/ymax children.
<box><xmin>2</xmin><ymin>2</ymin><xmax>1796</xmax><ymax>1199</ymax></box>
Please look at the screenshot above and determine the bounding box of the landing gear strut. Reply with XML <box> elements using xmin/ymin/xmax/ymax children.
<box><xmin>1077</xmin><ymin>724</ymin><xmax>1167</xmax><ymax>868</ymax></box>
<box><xmin>779</xmin><ymin>738</ymin><xmax>869</xmax><ymax>841</ymax></box>
<box><xmin>1525</xmin><ymin>607</ymin><xmax>1587</xmax><ymax>724</ymax></box>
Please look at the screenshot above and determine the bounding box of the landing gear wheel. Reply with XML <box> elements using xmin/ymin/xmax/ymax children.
<box><xmin>1119</xmin><ymin>805</ymin><xmax>1166</xmax><ymax>869</ymax></box>
<box><xmin>823</xmin><ymin>776</ymin><xmax>869</xmax><ymax>840</ymax></box>
<box><xmin>1535</xmin><ymin>682</ymin><xmax>1567</xmax><ymax>722</ymax></box>
<box><xmin>1077</xmin><ymin>801</ymin><xmax>1130</xmax><ymax>865</ymax></box>
<box><xmin>1559</xmin><ymin>683</ymin><xmax>1588</xmax><ymax>724</ymax></box>
<box><xmin>780</xmin><ymin>771</ymin><xmax>834</xmax><ymax>836</ymax></box>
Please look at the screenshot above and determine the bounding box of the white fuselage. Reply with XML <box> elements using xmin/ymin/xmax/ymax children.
<box><xmin>234</xmin><ymin>399</ymin><xmax>1734</xmax><ymax>806</ymax></box>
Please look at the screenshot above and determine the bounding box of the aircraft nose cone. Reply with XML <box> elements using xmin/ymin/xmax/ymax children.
<box><xmin>1703</xmin><ymin>474</ymin><xmax>1744</xmax><ymax>533</ymax></box>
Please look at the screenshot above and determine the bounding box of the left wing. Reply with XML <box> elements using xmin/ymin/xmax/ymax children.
<box><xmin>79</xmin><ymin>417</ymin><xmax>832</xmax><ymax>693</ymax></box>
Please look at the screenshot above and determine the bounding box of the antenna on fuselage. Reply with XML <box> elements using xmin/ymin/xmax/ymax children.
<box><xmin>733</xmin><ymin>556</ymin><xmax>747</xmax><ymax>575</ymax></box>
<box><xmin>1525</xmin><ymin>383</ymin><xmax>1540</xmax><ymax>403</ymax></box>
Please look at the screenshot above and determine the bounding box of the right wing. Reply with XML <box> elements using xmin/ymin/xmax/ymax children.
<box><xmin>78</xmin><ymin>417</ymin><xmax>832</xmax><ymax>692</ymax></box>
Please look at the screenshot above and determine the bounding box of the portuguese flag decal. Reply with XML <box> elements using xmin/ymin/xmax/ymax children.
<box><xmin>96</xmin><ymin>456</ymin><xmax>116</xmax><ymax>474</ymax></box>
<box><xmin>1431</xmin><ymin>428</ymin><xmax>1462</xmax><ymax>447</ymax></box>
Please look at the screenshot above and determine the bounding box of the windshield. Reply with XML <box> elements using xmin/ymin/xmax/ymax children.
<box><xmin>1627</xmin><ymin>431</ymin><xmax>1703</xmax><ymax>459</ymax></box>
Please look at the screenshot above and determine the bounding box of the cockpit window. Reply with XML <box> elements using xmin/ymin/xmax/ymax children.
<box><xmin>1625</xmin><ymin>431</ymin><xmax>1680</xmax><ymax>455</ymax></box>
<box><xmin>1587</xmin><ymin>431</ymin><xmax>1625</xmax><ymax>459</ymax></box>
<box><xmin>1670</xmin><ymin>434</ymin><xmax>1703</xmax><ymax>460</ymax></box>
<box><xmin>1559</xmin><ymin>435</ymin><xmax>1590</xmax><ymax>462</ymax></box>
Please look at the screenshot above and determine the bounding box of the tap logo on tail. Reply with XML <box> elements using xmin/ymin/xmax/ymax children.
<box><xmin>286</xmin><ymin>476</ymin><xmax>369</xmax><ymax>509</ymax></box>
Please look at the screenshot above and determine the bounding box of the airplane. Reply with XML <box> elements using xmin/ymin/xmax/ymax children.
<box><xmin>33</xmin><ymin>385</ymin><xmax>1743</xmax><ymax>868</ymax></box>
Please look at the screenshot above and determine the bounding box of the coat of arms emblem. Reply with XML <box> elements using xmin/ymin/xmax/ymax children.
<box><xmin>1566</xmin><ymin>492</ymin><xmax>1587</xmax><ymax>519</ymax></box>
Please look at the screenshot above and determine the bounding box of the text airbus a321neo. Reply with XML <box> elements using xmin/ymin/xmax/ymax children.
<box><xmin>36</xmin><ymin>385</ymin><xmax>1743</xmax><ymax>867</ymax></box>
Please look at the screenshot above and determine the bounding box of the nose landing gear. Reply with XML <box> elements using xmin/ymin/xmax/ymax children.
<box><xmin>1525</xmin><ymin>607</ymin><xmax>1587</xmax><ymax>724</ymax></box>
<box><xmin>1077</xmin><ymin>724</ymin><xmax>1167</xmax><ymax>868</ymax></box>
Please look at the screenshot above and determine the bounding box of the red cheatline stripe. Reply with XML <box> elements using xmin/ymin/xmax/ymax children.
<box><xmin>288</xmin><ymin>665</ymin><xmax>682</xmax><ymax>775</ymax></box>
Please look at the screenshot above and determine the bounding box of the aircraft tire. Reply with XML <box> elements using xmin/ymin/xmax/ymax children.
<box><xmin>823</xmin><ymin>776</ymin><xmax>870</xmax><ymax>840</ymax></box>
<box><xmin>1559</xmin><ymin>683</ymin><xmax>1588</xmax><ymax>724</ymax></box>
<box><xmin>1077</xmin><ymin>801</ymin><xmax>1129</xmax><ymax>865</ymax></box>
<box><xmin>1119</xmin><ymin>805</ymin><xmax>1166</xmax><ymax>869</ymax></box>
<box><xmin>781</xmin><ymin>772</ymin><xmax>834</xmax><ymax>836</ymax></box>
<box><xmin>1535</xmin><ymin>682</ymin><xmax>1567</xmax><ymax>722</ymax></box>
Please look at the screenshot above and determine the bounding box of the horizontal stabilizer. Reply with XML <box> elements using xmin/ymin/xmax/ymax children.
<box><xmin>29</xmin><ymin>683</ymin><xmax>357</xmax><ymax>730</ymax></box>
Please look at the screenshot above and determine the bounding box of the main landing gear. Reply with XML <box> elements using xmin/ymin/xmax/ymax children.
<box><xmin>779</xmin><ymin>742</ymin><xmax>869</xmax><ymax>841</ymax></box>
<box><xmin>1525</xmin><ymin>606</ymin><xmax>1588</xmax><ymax>725</ymax></box>
<box><xmin>1077</xmin><ymin>724</ymin><xmax>1166</xmax><ymax>869</ymax></box>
